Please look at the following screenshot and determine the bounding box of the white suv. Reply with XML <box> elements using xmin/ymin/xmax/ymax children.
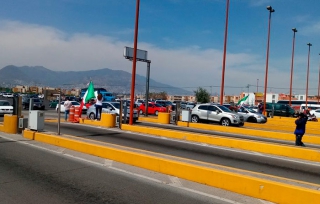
<box><xmin>191</xmin><ymin>103</ymin><xmax>244</xmax><ymax>126</ymax></box>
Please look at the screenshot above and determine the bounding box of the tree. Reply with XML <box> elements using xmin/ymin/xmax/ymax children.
<box><xmin>194</xmin><ymin>87</ymin><xmax>210</xmax><ymax>103</ymax></box>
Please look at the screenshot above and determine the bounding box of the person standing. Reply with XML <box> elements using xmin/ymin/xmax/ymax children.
<box><xmin>258</xmin><ymin>103</ymin><xmax>263</xmax><ymax>114</ymax></box>
<box><xmin>95</xmin><ymin>93</ymin><xmax>103</xmax><ymax>120</ymax></box>
<box><xmin>64</xmin><ymin>99</ymin><xmax>72</xmax><ymax>122</ymax></box>
<box><xmin>294</xmin><ymin>113</ymin><xmax>308</xmax><ymax>146</ymax></box>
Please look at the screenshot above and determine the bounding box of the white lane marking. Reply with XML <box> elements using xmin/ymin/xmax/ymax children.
<box><xmin>258</xmin><ymin>199</ymin><xmax>274</xmax><ymax>204</ymax></box>
<box><xmin>1</xmin><ymin>134</ymin><xmax>245</xmax><ymax>204</ymax></box>
<box><xmin>168</xmin><ymin>176</ymin><xmax>183</xmax><ymax>187</ymax></box>
<box><xmin>104</xmin><ymin>159</ymin><xmax>113</xmax><ymax>167</ymax></box>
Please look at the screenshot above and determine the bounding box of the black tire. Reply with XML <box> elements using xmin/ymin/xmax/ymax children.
<box><xmin>249</xmin><ymin>117</ymin><xmax>257</xmax><ymax>123</ymax></box>
<box><xmin>89</xmin><ymin>113</ymin><xmax>95</xmax><ymax>120</ymax></box>
<box><xmin>221</xmin><ymin>118</ymin><xmax>231</xmax><ymax>126</ymax></box>
<box><xmin>191</xmin><ymin>115</ymin><xmax>199</xmax><ymax>123</ymax></box>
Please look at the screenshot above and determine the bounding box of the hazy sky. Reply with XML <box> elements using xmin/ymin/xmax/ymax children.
<box><xmin>1</xmin><ymin>0</ymin><xmax>320</xmax><ymax>95</ymax></box>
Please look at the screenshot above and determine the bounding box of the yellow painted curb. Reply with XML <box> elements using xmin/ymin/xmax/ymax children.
<box><xmin>138</xmin><ymin>116</ymin><xmax>158</xmax><ymax>123</ymax></box>
<box><xmin>177</xmin><ymin>122</ymin><xmax>320</xmax><ymax>145</ymax></box>
<box><xmin>23</xmin><ymin>129</ymin><xmax>35</xmax><ymax>140</ymax></box>
<box><xmin>22</xmin><ymin>130</ymin><xmax>320</xmax><ymax>204</ymax></box>
<box><xmin>0</xmin><ymin>114</ymin><xmax>18</xmax><ymax>134</ymax></box>
<box><xmin>122</xmin><ymin>124</ymin><xmax>320</xmax><ymax>163</ymax></box>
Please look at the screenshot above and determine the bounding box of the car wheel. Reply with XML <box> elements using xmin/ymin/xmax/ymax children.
<box><xmin>155</xmin><ymin>111</ymin><xmax>159</xmax><ymax>116</ymax></box>
<box><xmin>250</xmin><ymin>117</ymin><xmax>257</xmax><ymax>123</ymax></box>
<box><xmin>238</xmin><ymin>123</ymin><xmax>244</xmax><ymax>127</ymax></box>
<box><xmin>139</xmin><ymin>110</ymin><xmax>143</xmax><ymax>115</ymax></box>
<box><xmin>191</xmin><ymin>115</ymin><xmax>199</xmax><ymax>123</ymax></box>
<box><xmin>89</xmin><ymin>113</ymin><xmax>95</xmax><ymax>120</ymax></box>
<box><xmin>221</xmin><ymin>118</ymin><xmax>231</xmax><ymax>126</ymax></box>
<box><xmin>267</xmin><ymin>112</ymin><xmax>273</xmax><ymax>117</ymax></box>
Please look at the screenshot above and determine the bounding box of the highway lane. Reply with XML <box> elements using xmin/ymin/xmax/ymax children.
<box><xmin>0</xmin><ymin>135</ymin><xmax>245</xmax><ymax>204</ymax></box>
<box><xmin>43</xmin><ymin>122</ymin><xmax>320</xmax><ymax>185</ymax></box>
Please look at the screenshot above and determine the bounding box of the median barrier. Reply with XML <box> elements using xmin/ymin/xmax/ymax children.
<box><xmin>0</xmin><ymin>114</ymin><xmax>18</xmax><ymax>134</ymax></box>
<box><xmin>122</xmin><ymin>124</ymin><xmax>320</xmax><ymax>162</ymax></box>
<box><xmin>177</xmin><ymin>122</ymin><xmax>320</xmax><ymax>145</ymax></box>
<box><xmin>22</xmin><ymin>129</ymin><xmax>320</xmax><ymax>204</ymax></box>
<box><xmin>79</xmin><ymin>113</ymin><xmax>116</xmax><ymax>128</ymax></box>
<box><xmin>158</xmin><ymin>112</ymin><xmax>170</xmax><ymax>124</ymax></box>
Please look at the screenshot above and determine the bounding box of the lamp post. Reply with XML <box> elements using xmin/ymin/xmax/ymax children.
<box><xmin>318</xmin><ymin>53</ymin><xmax>320</xmax><ymax>104</ymax></box>
<box><xmin>263</xmin><ymin>5</ymin><xmax>275</xmax><ymax>116</ymax></box>
<box><xmin>306</xmin><ymin>43</ymin><xmax>312</xmax><ymax>107</ymax></box>
<box><xmin>289</xmin><ymin>28</ymin><xmax>297</xmax><ymax>106</ymax></box>
<box><xmin>220</xmin><ymin>0</ymin><xmax>230</xmax><ymax>105</ymax></box>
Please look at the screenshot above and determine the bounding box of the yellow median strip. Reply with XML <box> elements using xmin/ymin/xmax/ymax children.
<box><xmin>176</xmin><ymin>122</ymin><xmax>320</xmax><ymax>145</ymax></box>
<box><xmin>122</xmin><ymin>124</ymin><xmax>320</xmax><ymax>163</ymax></box>
<box><xmin>22</xmin><ymin>129</ymin><xmax>320</xmax><ymax>204</ymax></box>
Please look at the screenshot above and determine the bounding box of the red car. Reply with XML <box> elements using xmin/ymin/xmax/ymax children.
<box><xmin>138</xmin><ymin>102</ymin><xmax>167</xmax><ymax>116</ymax></box>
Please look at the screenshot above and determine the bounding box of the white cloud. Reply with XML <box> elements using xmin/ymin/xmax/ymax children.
<box><xmin>0</xmin><ymin>20</ymin><xmax>314</xmax><ymax>95</ymax></box>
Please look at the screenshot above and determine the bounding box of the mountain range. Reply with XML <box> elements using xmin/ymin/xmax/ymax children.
<box><xmin>0</xmin><ymin>65</ymin><xmax>192</xmax><ymax>95</ymax></box>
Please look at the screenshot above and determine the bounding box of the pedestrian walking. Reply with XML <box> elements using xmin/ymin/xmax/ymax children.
<box><xmin>95</xmin><ymin>93</ymin><xmax>103</xmax><ymax>120</ymax></box>
<box><xmin>64</xmin><ymin>99</ymin><xmax>72</xmax><ymax>122</ymax></box>
<box><xmin>294</xmin><ymin>113</ymin><xmax>308</xmax><ymax>146</ymax></box>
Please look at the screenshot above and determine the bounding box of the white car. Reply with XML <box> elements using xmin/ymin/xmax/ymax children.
<box><xmin>56</xmin><ymin>101</ymin><xmax>87</xmax><ymax>113</ymax></box>
<box><xmin>309</xmin><ymin>109</ymin><xmax>320</xmax><ymax>118</ymax></box>
<box><xmin>0</xmin><ymin>100</ymin><xmax>13</xmax><ymax>115</ymax></box>
<box><xmin>2</xmin><ymin>93</ymin><xmax>14</xmax><ymax>98</ymax></box>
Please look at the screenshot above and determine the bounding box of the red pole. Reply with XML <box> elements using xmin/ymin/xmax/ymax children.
<box><xmin>129</xmin><ymin>0</ymin><xmax>140</xmax><ymax>125</ymax></box>
<box><xmin>263</xmin><ymin>6</ymin><xmax>275</xmax><ymax>116</ymax></box>
<box><xmin>289</xmin><ymin>28</ymin><xmax>297</xmax><ymax>107</ymax></box>
<box><xmin>306</xmin><ymin>43</ymin><xmax>312</xmax><ymax>108</ymax></box>
<box><xmin>220</xmin><ymin>0</ymin><xmax>229</xmax><ymax>105</ymax></box>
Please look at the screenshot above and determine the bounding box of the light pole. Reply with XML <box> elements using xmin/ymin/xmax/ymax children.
<box><xmin>220</xmin><ymin>0</ymin><xmax>230</xmax><ymax>105</ymax></box>
<box><xmin>263</xmin><ymin>5</ymin><xmax>275</xmax><ymax>116</ymax></box>
<box><xmin>306</xmin><ymin>43</ymin><xmax>312</xmax><ymax>107</ymax></box>
<box><xmin>289</xmin><ymin>28</ymin><xmax>297</xmax><ymax>106</ymax></box>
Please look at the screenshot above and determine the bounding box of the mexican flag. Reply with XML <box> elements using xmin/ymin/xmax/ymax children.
<box><xmin>237</xmin><ymin>95</ymin><xmax>249</xmax><ymax>105</ymax></box>
<box><xmin>79</xmin><ymin>81</ymin><xmax>95</xmax><ymax>115</ymax></box>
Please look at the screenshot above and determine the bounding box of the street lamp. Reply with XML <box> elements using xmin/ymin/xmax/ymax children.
<box><xmin>306</xmin><ymin>43</ymin><xmax>312</xmax><ymax>107</ymax></box>
<box><xmin>263</xmin><ymin>5</ymin><xmax>275</xmax><ymax>116</ymax></box>
<box><xmin>220</xmin><ymin>0</ymin><xmax>230</xmax><ymax>105</ymax></box>
<box><xmin>289</xmin><ymin>28</ymin><xmax>297</xmax><ymax>106</ymax></box>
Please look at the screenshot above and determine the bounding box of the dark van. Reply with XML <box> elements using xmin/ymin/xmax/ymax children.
<box><xmin>263</xmin><ymin>103</ymin><xmax>296</xmax><ymax>117</ymax></box>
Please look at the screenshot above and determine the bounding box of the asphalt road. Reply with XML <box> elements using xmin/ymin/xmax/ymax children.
<box><xmin>1</xmin><ymin>135</ymin><xmax>242</xmax><ymax>204</ymax></box>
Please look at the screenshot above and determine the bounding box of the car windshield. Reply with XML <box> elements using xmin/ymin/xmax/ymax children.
<box><xmin>0</xmin><ymin>101</ymin><xmax>10</xmax><ymax>106</ymax></box>
<box><xmin>112</xmin><ymin>103</ymin><xmax>120</xmax><ymax>109</ymax></box>
<box><xmin>71</xmin><ymin>102</ymin><xmax>80</xmax><ymax>105</ymax></box>
<box><xmin>245</xmin><ymin>107</ymin><xmax>257</xmax><ymax>113</ymax></box>
<box><xmin>217</xmin><ymin>105</ymin><xmax>231</xmax><ymax>112</ymax></box>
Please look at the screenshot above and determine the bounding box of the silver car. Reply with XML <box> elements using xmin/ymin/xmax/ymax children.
<box><xmin>191</xmin><ymin>103</ymin><xmax>244</xmax><ymax>126</ymax></box>
<box><xmin>237</xmin><ymin>106</ymin><xmax>267</xmax><ymax>123</ymax></box>
<box><xmin>86</xmin><ymin>102</ymin><xmax>138</xmax><ymax>122</ymax></box>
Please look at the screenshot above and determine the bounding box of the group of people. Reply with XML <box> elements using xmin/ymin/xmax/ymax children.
<box><xmin>63</xmin><ymin>93</ymin><xmax>103</xmax><ymax>121</ymax></box>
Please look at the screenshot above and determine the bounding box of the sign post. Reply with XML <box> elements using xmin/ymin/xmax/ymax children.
<box><xmin>123</xmin><ymin>46</ymin><xmax>151</xmax><ymax>120</ymax></box>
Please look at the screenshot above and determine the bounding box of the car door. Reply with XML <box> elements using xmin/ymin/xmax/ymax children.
<box><xmin>196</xmin><ymin>105</ymin><xmax>209</xmax><ymax>120</ymax></box>
<box><xmin>237</xmin><ymin>107</ymin><xmax>249</xmax><ymax>121</ymax></box>
<box><xmin>149</xmin><ymin>104</ymin><xmax>155</xmax><ymax>114</ymax></box>
<box><xmin>208</xmin><ymin>105</ymin><xmax>219</xmax><ymax>122</ymax></box>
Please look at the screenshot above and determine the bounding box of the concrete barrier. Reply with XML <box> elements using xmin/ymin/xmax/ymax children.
<box><xmin>158</xmin><ymin>112</ymin><xmax>170</xmax><ymax>124</ymax></box>
<box><xmin>121</xmin><ymin>124</ymin><xmax>320</xmax><ymax>163</ymax></box>
<box><xmin>177</xmin><ymin>122</ymin><xmax>320</xmax><ymax>145</ymax></box>
<box><xmin>22</xmin><ymin>129</ymin><xmax>320</xmax><ymax>204</ymax></box>
<box><xmin>0</xmin><ymin>114</ymin><xmax>17</xmax><ymax>134</ymax></box>
<box><xmin>79</xmin><ymin>113</ymin><xmax>116</xmax><ymax>128</ymax></box>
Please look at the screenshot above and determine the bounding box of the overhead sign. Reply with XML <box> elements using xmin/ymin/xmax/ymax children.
<box><xmin>123</xmin><ymin>46</ymin><xmax>148</xmax><ymax>61</ymax></box>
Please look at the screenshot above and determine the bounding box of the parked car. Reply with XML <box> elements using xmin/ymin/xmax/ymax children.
<box><xmin>186</xmin><ymin>102</ymin><xmax>196</xmax><ymax>110</ymax></box>
<box><xmin>138</xmin><ymin>102</ymin><xmax>167</xmax><ymax>116</ymax></box>
<box><xmin>2</xmin><ymin>93</ymin><xmax>14</xmax><ymax>98</ymax></box>
<box><xmin>56</xmin><ymin>101</ymin><xmax>87</xmax><ymax>113</ymax></box>
<box><xmin>0</xmin><ymin>100</ymin><xmax>13</xmax><ymax>116</ymax></box>
<box><xmin>135</xmin><ymin>99</ymin><xmax>145</xmax><ymax>107</ymax></box>
<box><xmin>310</xmin><ymin>109</ymin><xmax>320</xmax><ymax>118</ymax></box>
<box><xmin>262</xmin><ymin>103</ymin><xmax>296</xmax><ymax>117</ymax></box>
<box><xmin>155</xmin><ymin>100</ymin><xmax>173</xmax><ymax>107</ymax></box>
<box><xmin>23</xmin><ymin>98</ymin><xmax>45</xmax><ymax>110</ymax></box>
<box><xmin>237</xmin><ymin>106</ymin><xmax>267</xmax><ymax>123</ymax></box>
<box><xmin>86</xmin><ymin>102</ymin><xmax>138</xmax><ymax>122</ymax></box>
<box><xmin>191</xmin><ymin>103</ymin><xmax>244</xmax><ymax>126</ymax></box>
